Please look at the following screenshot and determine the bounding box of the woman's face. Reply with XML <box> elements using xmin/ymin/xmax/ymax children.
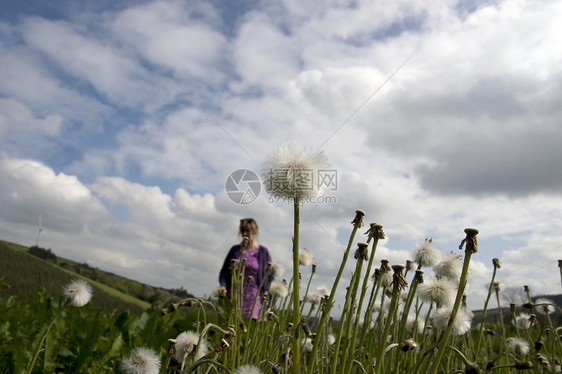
<box><xmin>241</xmin><ymin>229</ymin><xmax>256</xmax><ymax>242</ymax></box>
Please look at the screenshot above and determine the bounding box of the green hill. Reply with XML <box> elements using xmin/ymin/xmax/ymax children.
<box><xmin>0</xmin><ymin>240</ymin><xmax>193</xmax><ymax>313</ymax></box>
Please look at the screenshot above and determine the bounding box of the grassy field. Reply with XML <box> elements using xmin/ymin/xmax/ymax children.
<box><xmin>0</xmin><ymin>240</ymin><xmax>150</xmax><ymax>312</ymax></box>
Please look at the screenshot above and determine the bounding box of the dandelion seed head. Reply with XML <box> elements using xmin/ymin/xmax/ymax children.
<box><xmin>262</xmin><ymin>143</ymin><xmax>329</xmax><ymax>200</ymax></box>
<box><xmin>302</xmin><ymin>337</ymin><xmax>314</xmax><ymax>352</ymax></box>
<box><xmin>120</xmin><ymin>347</ymin><xmax>160</xmax><ymax>374</ymax></box>
<box><xmin>271</xmin><ymin>263</ymin><xmax>285</xmax><ymax>278</ymax></box>
<box><xmin>270</xmin><ymin>280</ymin><xmax>289</xmax><ymax>298</ymax></box>
<box><xmin>299</xmin><ymin>248</ymin><xmax>314</xmax><ymax>266</ymax></box>
<box><xmin>63</xmin><ymin>279</ymin><xmax>92</xmax><ymax>307</ymax></box>
<box><xmin>417</xmin><ymin>277</ymin><xmax>457</xmax><ymax>307</ymax></box>
<box><xmin>327</xmin><ymin>334</ymin><xmax>336</xmax><ymax>345</ymax></box>
<box><xmin>213</xmin><ymin>285</ymin><xmax>227</xmax><ymax>298</ymax></box>
<box><xmin>507</xmin><ymin>337</ymin><xmax>530</xmax><ymax>356</ymax></box>
<box><xmin>513</xmin><ymin>313</ymin><xmax>532</xmax><ymax>330</ymax></box>
<box><xmin>405</xmin><ymin>315</ymin><xmax>425</xmax><ymax>335</ymax></box>
<box><xmin>175</xmin><ymin>331</ymin><xmax>207</xmax><ymax>363</ymax></box>
<box><xmin>432</xmin><ymin>307</ymin><xmax>472</xmax><ymax>336</ymax></box>
<box><xmin>307</xmin><ymin>292</ymin><xmax>322</xmax><ymax>305</ymax></box>
<box><xmin>413</xmin><ymin>238</ymin><xmax>441</xmax><ymax>268</ymax></box>
<box><xmin>433</xmin><ymin>252</ymin><xmax>463</xmax><ymax>281</ymax></box>
<box><xmin>316</xmin><ymin>285</ymin><xmax>330</xmax><ymax>298</ymax></box>
<box><xmin>233</xmin><ymin>365</ymin><xmax>263</xmax><ymax>374</ymax></box>
<box><xmin>534</xmin><ymin>297</ymin><xmax>555</xmax><ymax>315</ymax></box>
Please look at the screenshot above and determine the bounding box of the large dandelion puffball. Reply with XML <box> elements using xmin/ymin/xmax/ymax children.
<box><xmin>63</xmin><ymin>279</ymin><xmax>92</xmax><ymax>307</ymax></box>
<box><xmin>262</xmin><ymin>143</ymin><xmax>329</xmax><ymax>200</ymax></box>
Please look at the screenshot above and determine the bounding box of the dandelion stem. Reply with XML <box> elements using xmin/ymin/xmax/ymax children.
<box><xmin>428</xmin><ymin>228</ymin><xmax>478</xmax><ymax>374</ymax></box>
<box><xmin>474</xmin><ymin>259</ymin><xmax>499</xmax><ymax>358</ymax></box>
<box><xmin>291</xmin><ymin>198</ymin><xmax>300</xmax><ymax>374</ymax></box>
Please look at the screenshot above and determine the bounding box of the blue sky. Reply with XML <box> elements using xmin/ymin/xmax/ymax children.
<box><xmin>1</xmin><ymin>0</ymin><xmax>561</xmax><ymax>310</ymax></box>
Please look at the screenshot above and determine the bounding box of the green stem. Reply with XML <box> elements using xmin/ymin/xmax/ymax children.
<box><xmin>374</xmin><ymin>283</ymin><xmax>401</xmax><ymax>373</ymax></box>
<box><xmin>291</xmin><ymin>198</ymin><xmax>300</xmax><ymax>374</ymax></box>
<box><xmin>474</xmin><ymin>264</ymin><xmax>498</xmax><ymax>358</ymax></box>
<box><xmin>428</xmin><ymin>236</ymin><xmax>475</xmax><ymax>374</ymax></box>
<box><xmin>306</xmin><ymin>211</ymin><xmax>364</xmax><ymax>374</ymax></box>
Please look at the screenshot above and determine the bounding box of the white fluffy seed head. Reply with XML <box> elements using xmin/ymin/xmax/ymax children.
<box><xmin>432</xmin><ymin>307</ymin><xmax>472</xmax><ymax>336</ymax></box>
<box><xmin>120</xmin><ymin>347</ymin><xmax>161</xmax><ymax>374</ymax></box>
<box><xmin>271</xmin><ymin>263</ymin><xmax>285</xmax><ymax>278</ymax></box>
<box><xmin>432</xmin><ymin>252</ymin><xmax>463</xmax><ymax>281</ymax></box>
<box><xmin>417</xmin><ymin>277</ymin><xmax>457</xmax><ymax>307</ymax></box>
<box><xmin>299</xmin><ymin>248</ymin><xmax>314</xmax><ymax>266</ymax></box>
<box><xmin>63</xmin><ymin>279</ymin><xmax>93</xmax><ymax>307</ymax></box>
<box><xmin>534</xmin><ymin>298</ymin><xmax>555</xmax><ymax>315</ymax></box>
<box><xmin>507</xmin><ymin>337</ymin><xmax>530</xmax><ymax>356</ymax></box>
<box><xmin>316</xmin><ymin>285</ymin><xmax>331</xmax><ymax>298</ymax></box>
<box><xmin>233</xmin><ymin>365</ymin><xmax>263</xmax><ymax>374</ymax></box>
<box><xmin>413</xmin><ymin>239</ymin><xmax>441</xmax><ymax>268</ymax></box>
<box><xmin>302</xmin><ymin>338</ymin><xmax>314</xmax><ymax>352</ymax></box>
<box><xmin>307</xmin><ymin>292</ymin><xmax>322</xmax><ymax>305</ymax></box>
<box><xmin>270</xmin><ymin>280</ymin><xmax>289</xmax><ymax>298</ymax></box>
<box><xmin>262</xmin><ymin>143</ymin><xmax>329</xmax><ymax>200</ymax></box>
<box><xmin>175</xmin><ymin>331</ymin><xmax>207</xmax><ymax>364</ymax></box>
<box><xmin>513</xmin><ymin>313</ymin><xmax>532</xmax><ymax>330</ymax></box>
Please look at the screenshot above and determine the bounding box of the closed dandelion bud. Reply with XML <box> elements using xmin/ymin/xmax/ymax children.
<box><xmin>464</xmin><ymin>363</ymin><xmax>482</xmax><ymax>374</ymax></box>
<box><xmin>493</xmin><ymin>281</ymin><xmax>501</xmax><ymax>293</ymax></box>
<box><xmin>510</xmin><ymin>303</ymin><xmax>516</xmax><ymax>313</ymax></box>
<box><xmin>392</xmin><ymin>264</ymin><xmax>408</xmax><ymax>290</ymax></box>
<box><xmin>459</xmin><ymin>228</ymin><xmax>479</xmax><ymax>253</ymax></box>
<box><xmin>381</xmin><ymin>259</ymin><xmax>391</xmax><ymax>272</ymax></box>
<box><xmin>241</xmin><ymin>236</ymin><xmax>249</xmax><ymax>248</ymax></box>
<box><xmin>364</xmin><ymin>223</ymin><xmax>385</xmax><ymax>241</ymax></box>
<box><xmin>513</xmin><ymin>360</ymin><xmax>533</xmax><ymax>370</ymax></box>
<box><xmin>301</xmin><ymin>320</ymin><xmax>312</xmax><ymax>337</ymax></box>
<box><xmin>354</xmin><ymin>242</ymin><xmax>369</xmax><ymax>261</ymax></box>
<box><xmin>523</xmin><ymin>285</ymin><xmax>530</xmax><ymax>293</ymax></box>
<box><xmin>181</xmin><ymin>300</ymin><xmax>192</xmax><ymax>307</ymax></box>
<box><xmin>167</xmin><ymin>339</ymin><xmax>177</xmax><ymax>356</ymax></box>
<box><xmin>534</xmin><ymin>340</ymin><xmax>543</xmax><ymax>351</ymax></box>
<box><xmin>401</xmin><ymin>339</ymin><xmax>418</xmax><ymax>352</ymax></box>
<box><xmin>522</xmin><ymin>302</ymin><xmax>534</xmax><ymax>309</ymax></box>
<box><xmin>352</xmin><ymin>209</ymin><xmax>366</xmax><ymax>227</ymax></box>
<box><xmin>492</xmin><ymin>258</ymin><xmax>501</xmax><ymax>268</ymax></box>
<box><xmin>372</xmin><ymin>268</ymin><xmax>381</xmax><ymax>282</ymax></box>
<box><xmin>229</xmin><ymin>259</ymin><xmax>237</xmax><ymax>270</ymax></box>
<box><xmin>312</xmin><ymin>263</ymin><xmax>317</xmax><ymax>273</ymax></box>
<box><xmin>415</xmin><ymin>269</ymin><xmax>424</xmax><ymax>283</ymax></box>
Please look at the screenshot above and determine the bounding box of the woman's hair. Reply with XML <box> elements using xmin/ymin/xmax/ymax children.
<box><xmin>239</xmin><ymin>218</ymin><xmax>259</xmax><ymax>236</ymax></box>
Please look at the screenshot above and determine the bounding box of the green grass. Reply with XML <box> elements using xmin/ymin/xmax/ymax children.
<box><xmin>0</xmin><ymin>240</ymin><xmax>149</xmax><ymax>312</ymax></box>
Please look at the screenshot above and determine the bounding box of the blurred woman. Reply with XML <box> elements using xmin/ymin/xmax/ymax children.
<box><xmin>219</xmin><ymin>218</ymin><xmax>272</xmax><ymax>319</ymax></box>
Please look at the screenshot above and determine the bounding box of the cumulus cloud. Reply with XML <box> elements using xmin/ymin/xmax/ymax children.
<box><xmin>1</xmin><ymin>0</ymin><xmax>561</xmax><ymax>310</ymax></box>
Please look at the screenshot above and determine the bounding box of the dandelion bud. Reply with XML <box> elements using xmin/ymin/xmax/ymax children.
<box><xmin>415</xmin><ymin>269</ymin><xmax>424</xmax><ymax>283</ymax></box>
<box><xmin>464</xmin><ymin>363</ymin><xmax>482</xmax><ymax>374</ymax></box>
<box><xmin>522</xmin><ymin>302</ymin><xmax>534</xmax><ymax>309</ymax></box>
<box><xmin>372</xmin><ymin>268</ymin><xmax>381</xmax><ymax>282</ymax></box>
<box><xmin>354</xmin><ymin>242</ymin><xmax>369</xmax><ymax>261</ymax></box>
<box><xmin>272</xmin><ymin>363</ymin><xmax>282</xmax><ymax>374</ymax></box>
<box><xmin>364</xmin><ymin>223</ymin><xmax>385</xmax><ymax>241</ymax></box>
<box><xmin>241</xmin><ymin>236</ymin><xmax>249</xmax><ymax>248</ymax></box>
<box><xmin>301</xmin><ymin>320</ymin><xmax>312</xmax><ymax>336</ymax></box>
<box><xmin>486</xmin><ymin>329</ymin><xmax>496</xmax><ymax>336</ymax></box>
<box><xmin>392</xmin><ymin>264</ymin><xmax>408</xmax><ymax>291</ymax></box>
<box><xmin>312</xmin><ymin>263</ymin><xmax>317</xmax><ymax>273</ymax></box>
<box><xmin>459</xmin><ymin>228</ymin><xmax>479</xmax><ymax>253</ymax></box>
<box><xmin>510</xmin><ymin>303</ymin><xmax>516</xmax><ymax>313</ymax></box>
<box><xmin>492</xmin><ymin>258</ymin><xmax>501</xmax><ymax>268</ymax></box>
<box><xmin>287</xmin><ymin>323</ymin><xmax>293</xmax><ymax>332</ymax></box>
<box><xmin>406</xmin><ymin>260</ymin><xmax>416</xmax><ymax>272</ymax></box>
<box><xmin>239</xmin><ymin>321</ymin><xmax>247</xmax><ymax>334</ymax></box>
<box><xmin>534</xmin><ymin>340</ymin><xmax>543</xmax><ymax>351</ymax></box>
<box><xmin>401</xmin><ymin>339</ymin><xmax>418</xmax><ymax>352</ymax></box>
<box><xmin>493</xmin><ymin>281</ymin><xmax>501</xmax><ymax>293</ymax></box>
<box><xmin>381</xmin><ymin>259</ymin><xmax>391</xmax><ymax>272</ymax></box>
<box><xmin>513</xmin><ymin>360</ymin><xmax>533</xmax><ymax>370</ymax></box>
<box><xmin>229</xmin><ymin>259</ymin><xmax>237</xmax><ymax>270</ymax></box>
<box><xmin>351</xmin><ymin>209</ymin><xmax>366</xmax><ymax>227</ymax></box>
<box><xmin>523</xmin><ymin>285</ymin><xmax>530</xmax><ymax>293</ymax></box>
<box><xmin>167</xmin><ymin>339</ymin><xmax>177</xmax><ymax>356</ymax></box>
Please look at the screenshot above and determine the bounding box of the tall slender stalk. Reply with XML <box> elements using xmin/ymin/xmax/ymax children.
<box><xmin>291</xmin><ymin>198</ymin><xmax>300</xmax><ymax>374</ymax></box>
<box><xmin>428</xmin><ymin>228</ymin><xmax>479</xmax><ymax>374</ymax></box>
<box><xmin>474</xmin><ymin>258</ymin><xmax>500</xmax><ymax>358</ymax></box>
<box><xmin>306</xmin><ymin>209</ymin><xmax>365</xmax><ymax>374</ymax></box>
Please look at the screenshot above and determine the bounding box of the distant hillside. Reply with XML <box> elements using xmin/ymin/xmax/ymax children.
<box><xmin>0</xmin><ymin>240</ymin><xmax>194</xmax><ymax>313</ymax></box>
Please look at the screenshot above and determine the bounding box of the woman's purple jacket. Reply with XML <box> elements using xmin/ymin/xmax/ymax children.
<box><xmin>218</xmin><ymin>244</ymin><xmax>272</xmax><ymax>298</ymax></box>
